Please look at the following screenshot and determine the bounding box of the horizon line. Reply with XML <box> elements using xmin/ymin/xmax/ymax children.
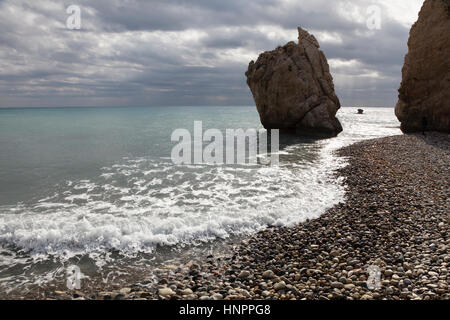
<box><xmin>0</xmin><ymin>105</ymin><xmax>395</xmax><ymax>110</ymax></box>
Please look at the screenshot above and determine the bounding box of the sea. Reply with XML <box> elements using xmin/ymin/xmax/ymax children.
<box><xmin>0</xmin><ymin>106</ymin><xmax>401</xmax><ymax>297</ymax></box>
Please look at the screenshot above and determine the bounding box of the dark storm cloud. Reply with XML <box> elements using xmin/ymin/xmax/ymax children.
<box><xmin>0</xmin><ymin>0</ymin><xmax>423</xmax><ymax>107</ymax></box>
<box><xmin>87</xmin><ymin>0</ymin><xmax>361</xmax><ymax>33</ymax></box>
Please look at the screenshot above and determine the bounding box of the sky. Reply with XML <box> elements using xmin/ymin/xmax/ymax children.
<box><xmin>0</xmin><ymin>0</ymin><xmax>424</xmax><ymax>108</ymax></box>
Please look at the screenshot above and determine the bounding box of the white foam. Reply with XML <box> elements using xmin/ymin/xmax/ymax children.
<box><xmin>0</xmin><ymin>108</ymin><xmax>401</xmax><ymax>260</ymax></box>
<box><xmin>0</xmin><ymin>147</ymin><xmax>345</xmax><ymax>257</ymax></box>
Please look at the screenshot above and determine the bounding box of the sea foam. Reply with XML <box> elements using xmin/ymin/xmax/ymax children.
<box><xmin>0</xmin><ymin>140</ymin><xmax>346</xmax><ymax>257</ymax></box>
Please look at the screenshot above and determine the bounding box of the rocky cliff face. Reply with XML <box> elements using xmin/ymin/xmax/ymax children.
<box><xmin>246</xmin><ymin>28</ymin><xmax>342</xmax><ymax>137</ymax></box>
<box><xmin>395</xmin><ymin>0</ymin><xmax>450</xmax><ymax>133</ymax></box>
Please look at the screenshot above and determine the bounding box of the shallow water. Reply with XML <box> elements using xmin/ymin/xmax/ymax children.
<box><xmin>0</xmin><ymin>106</ymin><xmax>400</xmax><ymax>297</ymax></box>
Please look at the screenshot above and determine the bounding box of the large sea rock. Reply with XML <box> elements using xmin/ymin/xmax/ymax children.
<box><xmin>245</xmin><ymin>28</ymin><xmax>343</xmax><ymax>137</ymax></box>
<box><xmin>395</xmin><ymin>0</ymin><xmax>450</xmax><ymax>133</ymax></box>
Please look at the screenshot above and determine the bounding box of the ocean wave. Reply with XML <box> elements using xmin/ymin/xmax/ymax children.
<box><xmin>0</xmin><ymin>141</ymin><xmax>346</xmax><ymax>257</ymax></box>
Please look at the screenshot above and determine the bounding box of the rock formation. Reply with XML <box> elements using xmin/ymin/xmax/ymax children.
<box><xmin>246</xmin><ymin>28</ymin><xmax>343</xmax><ymax>137</ymax></box>
<box><xmin>395</xmin><ymin>0</ymin><xmax>450</xmax><ymax>133</ymax></box>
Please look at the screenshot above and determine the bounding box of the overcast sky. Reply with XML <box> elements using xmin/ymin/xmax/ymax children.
<box><xmin>0</xmin><ymin>0</ymin><xmax>424</xmax><ymax>108</ymax></box>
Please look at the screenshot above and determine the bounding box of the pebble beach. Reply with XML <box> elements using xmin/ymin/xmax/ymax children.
<box><xmin>47</xmin><ymin>133</ymin><xmax>449</xmax><ymax>300</ymax></box>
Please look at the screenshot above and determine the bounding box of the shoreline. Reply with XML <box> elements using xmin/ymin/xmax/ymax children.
<box><xmin>19</xmin><ymin>133</ymin><xmax>450</xmax><ymax>300</ymax></box>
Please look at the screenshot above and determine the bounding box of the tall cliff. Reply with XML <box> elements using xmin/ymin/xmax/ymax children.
<box><xmin>246</xmin><ymin>28</ymin><xmax>342</xmax><ymax>138</ymax></box>
<box><xmin>395</xmin><ymin>0</ymin><xmax>450</xmax><ymax>133</ymax></box>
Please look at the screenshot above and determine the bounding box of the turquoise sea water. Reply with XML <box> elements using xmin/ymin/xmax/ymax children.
<box><xmin>0</xmin><ymin>106</ymin><xmax>400</xmax><ymax>296</ymax></box>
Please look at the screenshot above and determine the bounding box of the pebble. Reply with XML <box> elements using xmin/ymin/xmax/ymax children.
<box><xmin>262</xmin><ymin>270</ymin><xmax>276</xmax><ymax>279</ymax></box>
<box><xmin>158</xmin><ymin>288</ymin><xmax>175</xmax><ymax>298</ymax></box>
<box><xmin>47</xmin><ymin>134</ymin><xmax>450</xmax><ymax>301</ymax></box>
<box><xmin>274</xmin><ymin>281</ymin><xmax>287</xmax><ymax>291</ymax></box>
<box><xmin>238</xmin><ymin>270</ymin><xmax>251</xmax><ymax>279</ymax></box>
<box><xmin>181</xmin><ymin>289</ymin><xmax>194</xmax><ymax>296</ymax></box>
<box><xmin>331</xmin><ymin>282</ymin><xmax>344</xmax><ymax>289</ymax></box>
<box><xmin>212</xmin><ymin>293</ymin><xmax>223</xmax><ymax>300</ymax></box>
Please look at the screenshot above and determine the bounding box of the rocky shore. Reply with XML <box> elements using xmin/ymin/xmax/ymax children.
<box><xmin>49</xmin><ymin>133</ymin><xmax>449</xmax><ymax>300</ymax></box>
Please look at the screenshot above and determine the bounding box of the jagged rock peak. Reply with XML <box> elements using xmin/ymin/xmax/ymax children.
<box><xmin>245</xmin><ymin>28</ymin><xmax>342</xmax><ymax>137</ymax></box>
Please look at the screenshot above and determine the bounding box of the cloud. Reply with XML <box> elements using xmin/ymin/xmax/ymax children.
<box><xmin>0</xmin><ymin>0</ymin><xmax>424</xmax><ymax>107</ymax></box>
